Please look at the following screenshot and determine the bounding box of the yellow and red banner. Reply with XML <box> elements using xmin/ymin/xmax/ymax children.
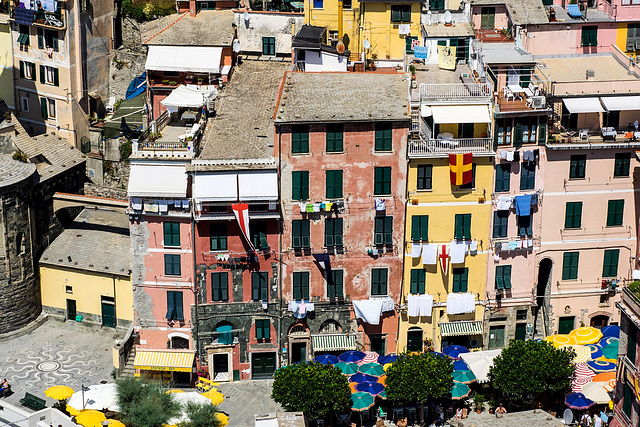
<box><xmin>449</xmin><ymin>153</ymin><xmax>473</xmax><ymax>185</ymax></box>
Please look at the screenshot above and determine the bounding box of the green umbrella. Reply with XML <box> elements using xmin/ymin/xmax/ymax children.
<box><xmin>452</xmin><ymin>370</ymin><xmax>477</xmax><ymax>384</ymax></box>
<box><xmin>376</xmin><ymin>390</ymin><xmax>387</xmax><ymax>400</ymax></box>
<box><xmin>358</xmin><ymin>363</ymin><xmax>385</xmax><ymax>377</ymax></box>
<box><xmin>351</xmin><ymin>392</ymin><xmax>375</xmax><ymax>411</ymax></box>
<box><xmin>600</xmin><ymin>342</ymin><xmax>618</xmax><ymax>361</ymax></box>
<box><xmin>336</xmin><ymin>362</ymin><xmax>359</xmax><ymax>375</ymax></box>
<box><xmin>450</xmin><ymin>382</ymin><xmax>471</xmax><ymax>400</ymax></box>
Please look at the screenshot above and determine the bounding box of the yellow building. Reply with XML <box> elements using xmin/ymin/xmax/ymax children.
<box><xmin>304</xmin><ymin>0</ymin><xmax>422</xmax><ymax>62</ymax></box>
<box><xmin>40</xmin><ymin>209</ymin><xmax>133</xmax><ymax>328</ymax></box>
<box><xmin>0</xmin><ymin>10</ymin><xmax>14</xmax><ymax>109</ymax></box>
<box><xmin>398</xmin><ymin>75</ymin><xmax>494</xmax><ymax>353</ymax></box>
<box><xmin>615</xmin><ymin>22</ymin><xmax>640</xmax><ymax>59</ymax></box>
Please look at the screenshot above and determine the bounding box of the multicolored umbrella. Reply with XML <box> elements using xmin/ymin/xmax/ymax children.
<box><xmin>565</xmin><ymin>392</ymin><xmax>595</xmax><ymax>410</ymax></box>
<box><xmin>599</xmin><ymin>337</ymin><xmax>618</xmax><ymax>347</ymax></box>
<box><xmin>574</xmin><ymin>362</ymin><xmax>596</xmax><ymax>379</ymax></box>
<box><xmin>561</xmin><ymin>345</ymin><xmax>591</xmax><ymax>363</ymax></box>
<box><xmin>351</xmin><ymin>392</ymin><xmax>375</xmax><ymax>411</ymax></box>
<box><xmin>336</xmin><ymin>362</ymin><xmax>359</xmax><ymax>375</ymax></box>
<box><xmin>569</xmin><ymin>327</ymin><xmax>603</xmax><ymax>345</ymax></box>
<box><xmin>314</xmin><ymin>355</ymin><xmax>339</xmax><ymax>365</ymax></box>
<box><xmin>545</xmin><ymin>334</ymin><xmax>578</xmax><ymax>348</ymax></box>
<box><xmin>377</xmin><ymin>355</ymin><xmax>398</xmax><ymax>365</ymax></box>
<box><xmin>571</xmin><ymin>376</ymin><xmax>593</xmax><ymax>393</ymax></box>
<box><xmin>587</xmin><ymin>360</ymin><xmax>616</xmax><ymax>373</ymax></box>
<box><xmin>355</xmin><ymin>381</ymin><xmax>385</xmax><ymax>395</ymax></box>
<box><xmin>377</xmin><ymin>390</ymin><xmax>387</xmax><ymax>400</ymax></box>
<box><xmin>349</xmin><ymin>373</ymin><xmax>379</xmax><ymax>383</ymax></box>
<box><xmin>357</xmin><ymin>351</ymin><xmax>379</xmax><ymax>365</ymax></box>
<box><xmin>585</xmin><ymin>344</ymin><xmax>603</xmax><ymax>360</ymax></box>
<box><xmin>600</xmin><ymin>342</ymin><xmax>619</xmax><ymax>362</ymax></box>
<box><xmin>339</xmin><ymin>351</ymin><xmax>366</xmax><ymax>364</ymax></box>
<box><xmin>450</xmin><ymin>382</ymin><xmax>471</xmax><ymax>400</ymax></box>
<box><xmin>45</xmin><ymin>385</ymin><xmax>74</xmax><ymax>400</ymax></box>
<box><xmin>358</xmin><ymin>363</ymin><xmax>385</xmax><ymax>377</ymax></box>
<box><xmin>600</xmin><ymin>325</ymin><xmax>620</xmax><ymax>339</ymax></box>
<box><xmin>453</xmin><ymin>360</ymin><xmax>469</xmax><ymax>371</ymax></box>
<box><xmin>452</xmin><ymin>370</ymin><xmax>476</xmax><ymax>384</ymax></box>
<box><xmin>442</xmin><ymin>345</ymin><xmax>469</xmax><ymax>359</ymax></box>
<box><xmin>75</xmin><ymin>410</ymin><xmax>107</xmax><ymax>427</ymax></box>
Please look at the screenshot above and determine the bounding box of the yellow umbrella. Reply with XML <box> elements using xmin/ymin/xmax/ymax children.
<box><xmin>166</xmin><ymin>389</ymin><xmax>185</xmax><ymax>393</ymax></box>
<box><xmin>560</xmin><ymin>345</ymin><xmax>591</xmax><ymax>363</ymax></box>
<box><xmin>545</xmin><ymin>334</ymin><xmax>578</xmax><ymax>348</ymax></box>
<box><xmin>216</xmin><ymin>413</ymin><xmax>229</xmax><ymax>426</ymax></box>
<box><xmin>45</xmin><ymin>385</ymin><xmax>74</xmax><ymax>400</ymax></box>
<box><xmin>66</xmin><ymin>405</ymin><xmax>80</xmax><ymax>416</ymax></box>
<box><xmin>75</xmin><ymin>410</ymin><xmax>106</xmax><ymax>427</ymax></box>
<box><xmin>569</xmin><ymin>327</ymin><xmax>603</xmax><ymax>345</ymax></box>
<box><xmin>383</xmin><ymin>363</ymin><xmax>392</xmax><ymax>372</ymax></box>
<box><xmin>202</xmin><ymin>389</ymin><xmax>224</xmax><ymax>406</ymax></box>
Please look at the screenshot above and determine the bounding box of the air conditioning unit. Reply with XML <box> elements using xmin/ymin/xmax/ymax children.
<box><xmin>531</xmin><ymin>96</ymin><xmax>546</xmax><ymax>109</ymax></box>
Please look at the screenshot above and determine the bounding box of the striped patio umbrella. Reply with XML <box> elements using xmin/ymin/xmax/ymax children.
<box><xmin>452</xmin><ymin>370</ymin><xmax>477</xmax><ymax>384</ymax></box>
<box><xmin>545</xmin><ymin>334</ymin><xmax>578</xmax><ymax>348</ymax></box>
<box><xmin>351</xmin><ymin>392</ymin><xmax>375</xmax><ymax>412</ymax></box>
<box><xmin>339</xmin><ymin>351</ymin><xmax>366</xmax><ymax>364</ymax></box>
<box><xmin>355</xmin><ymin>381</ymin><xmax>385</xmax><ymax>396</ymax></box>
<box><xmin>603</xmin><ymin>379</ymin><xmax>616</xmax><ymax>392</ymax></box>
<box><xmin>571</xmin><ymin>376</ymin><xmax>593</xmax><ymax>393</ymax></box>
<box><xmin>377</xmin><ymin>355</ymin><xmax>398</xmax><ymax>365</ymax></box>
<box><xmin>585</xmin><ymin>344</ymin><xmax>603</xmax><ymax>360</ymax></box>
<box><xmin>349</xmin><ymin>373</ymin><xmax>379</xmax><ymax>383</ymax></box>
<box><xmin>574</xmin><ymin>362</ymin><xmax>596</xmax><ymax>379</ymax></box>
<box><xmin>358</xmin><ymin>363</ymin><xmax>385</xmax><ymax>377</ymax></box>
<box><xmin>587</xmin><ymin>360</ymin><xmax>616</xmax><ymax>373</ymax></box>
<box><xmin>357</xmin><ymin>351</ymin><xmax>380</xmax><ymax>366</ymax></box>
<box><xmin>599</xmin><ymin>337</ymin><xmax>619</xmax><ymax>347</ymax></box>
<box><xmin>450</xmin><ymin>382</ymin><xmax>471</xmax><ymax>400</ymax></box>
<box><xmin>601</xmin><ymin>325</ymin><xmax>620</xmax><ymax>339</ymax></box>
<box><xmin>569</xmin><ymin>327</ymin><xmax>603</xmax><ymax>345</ymax></box>
<box><xmin>336</xmin><ymin>362</ymin><xmax>359</xmax><ymax>375</ymax></box>
<box><xmin>561</xmin><ymin>345</ymin><xmax>591</xmax><ymax>363</ymax></box>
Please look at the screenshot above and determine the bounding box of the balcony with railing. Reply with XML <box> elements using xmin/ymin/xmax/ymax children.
<box><xmin>134</xmin><ymin>110</ymin><xmax>204</xmax><ymax>159</ymax></box>
<box><xmin>408</xmin><ymin>137</ymin><xmax>493</xmax><ymax>157</ymax></box>
<box><xmin>419</xmin><ymin>82</ymin><xmax>492</xmax><ymax>102</ymax></box>
<box><xmin>11</xmin><ymin>2</ymin><xmax>66</xmax><ymax>29</ymax></box>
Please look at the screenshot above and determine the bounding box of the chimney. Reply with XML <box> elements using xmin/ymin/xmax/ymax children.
<box><xmin>190</xmin><ymin>0</ymin><xmax>196</xmax><ymax>17</ymax></box>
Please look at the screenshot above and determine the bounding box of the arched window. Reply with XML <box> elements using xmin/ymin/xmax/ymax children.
<box><xmin>170</xmin><ymin>336</ymin><xmax>189</xmax><ymax>349</ymax></box>
<box><xmin>319</xmin><ymin>320</ymin><xmax>342</xmax><ymax>333</ymax></box>
<box><xmin>407</xmin><ymin>327</ymin><xmax>423</xmax><ymax>352</ymax></box>
<box><xmin>288</xmin><ymin>322</ymin><xmax>309</xmax><ymax>335</ymax></box>
<box><xmin>214</xmin><ymin>321</ymin><xmax>235</xmax><ymax>345</ymax></box>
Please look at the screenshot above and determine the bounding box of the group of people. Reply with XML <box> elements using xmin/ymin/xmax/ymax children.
<box><xmin>0</xmin><ymin>378</ymin><xmax>10</xmax><ymax>397</ymax></box>
<box><xmin>580</xmin><ymin>411</ymin><xmax>605</xmax><ymax>427</ymax></box>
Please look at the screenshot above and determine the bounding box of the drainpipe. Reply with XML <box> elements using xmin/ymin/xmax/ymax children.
<box><xmin>277</xmin><ymin>125</ymin><xmax>284</xmax><ymax>367</ymax></box>
<box><xmin>338</xmin><ymin>0</ymin><xmax>343</xmax><ymax>42</ymax></box>
<box><xmin>113</xmin><ymin>276</ymin><xmax>117</xmax><ymax>326</ymax></box>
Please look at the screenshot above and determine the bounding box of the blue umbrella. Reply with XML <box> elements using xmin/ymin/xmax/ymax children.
<box><xmin>453</xmin><ymin>360</ymin><xmax>468</xmax><ymax>371</ymax></box>
<box><xmin>339</xmin><ymin>351</ymin><xmax>366</xmax><ymax>363</ymax></box>
<box><xmin>350</xmin><ymin>373</ymin><xmax>378</xmax><ymax>383</ymax></box>
<box><xmin>377</xmin><ymin>355</ymin><xmax>399</xmax><ymax>365</ymax></box>
<box><xmin>427</xmin><ymin>352</ymin><xmax>448</xmax><ymax>359</ymax></box>
<box><xmin>587</xmin><ymin>360</ymin><xmax>616</xmax><ymax>373</ymax></box>
<box><xmin>355</xmin><ymin>381</ymin><xmax>385</xmax><ymax>395</ymax></box>
<box><xmin>565</xmin><ymin>392</ymin><xmax>595</xmax><ymax>410</ymax></box>
<box><xmin>314</xmin><ymin>354</ymin><xmax>339</xmax><ymax>365</ymax></box>
<box><xmin>599</xmin><ymin>337</ymin><xmax>618</xmax><ymax>347</ymax></box>
<box><xmin>601</xmin><ymin>325</ymin><xmax>620</xmax><ymax>339</ymax></box>
<box><xmin>585</xmin><ymin>344</ymin><xmax>603</xmax><ymax>360</ymax></box>
<box><xmin>442</xmin><ymin>345</ymin><xmax>469</xmax><ymax>359</ymax></box>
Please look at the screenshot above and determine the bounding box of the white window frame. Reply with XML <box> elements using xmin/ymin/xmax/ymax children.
<box><xmin>47</xmin><ymin>98</ymin><xmax>56</xmax><ymax>118</ymax></box>
<box><xmin>44</xmin><ymin>66</ymin><xmax>55</xmax><ymax>85</ymax></box>
<box><xmin>21</xmin><ymin>96</ymin><xmax>29</xmax><ymax>112</ymax></box>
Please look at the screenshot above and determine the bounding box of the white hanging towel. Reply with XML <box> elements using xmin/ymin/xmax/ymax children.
<box><xmin>469</xmin><ymin>240</ymin><xmax>478</xmax><ymax>253</ymax></box>
<box><xmin>450</xmin><ymin>240</ymin><xmax>467</xmax><ymax>264</ymax></box>
<box><xmin>407</xmin><ymin>294</ymin><xmax>420</xmax><ymax>317</ymax></box>
<box><xmin>411</xmin><ymin>243</ymin><xmax>422</xmax><ymax>258</ymax></box>
<box><xmin>418</xmin><ymin>294</ymin><xmax>434</xmax><ymax>316</ymax></box>
<box><xmin>499</xmin><ymin>150</ymin><xmax>507</xmax><ymax>159</ymax></box>
<box><xmin>352</xmin><ymin>299</ymin><xmax>384</xmax><ymax>325</ymax></box>
<box><xmin>496</xmin><ymin>195</ymin><xmax>513</xmax><ymax>211</ymax></box>
<box><xmin>506</xmin><ymin>151</ymin><xmax>515</xmax><ymax>162</ymax></box>
<box><xmin>446</xmin><ymin>292</ymin><xmax>475</xmax><ymax>315</ymax></box>
<box><xmin>422</xmin><ymin>244</ymin><xmax>438</xmax><ymax>265</ymax></box>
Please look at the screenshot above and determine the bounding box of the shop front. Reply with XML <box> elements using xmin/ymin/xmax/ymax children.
<box><xmin>133</xmin><ymin>349</ymin><xmax>196</xmax><ymax>386</ymax></box>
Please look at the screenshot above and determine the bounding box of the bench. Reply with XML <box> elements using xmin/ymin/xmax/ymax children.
<box><xmin>20</xmin><ymin>392</ymin><xmax>46</xmax><ymax>410</ymax></box>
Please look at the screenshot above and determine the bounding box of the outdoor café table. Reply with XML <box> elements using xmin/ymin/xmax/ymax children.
<box><xmin>181</xmin><ymin>110</ymin><xmax>198</xmax><ymax>123</ymax></box>
<box><xmin>601</xmin><ymin>127</ymin><xmax>617</xmax><ymax>141</ymax></box>
<box><xmin>508</xmin><ymin>84</ymin><xmax>525</xmax><ymax>100</ymax></box>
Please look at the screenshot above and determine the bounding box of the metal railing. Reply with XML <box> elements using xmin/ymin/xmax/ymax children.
<box><xmin>419</xmin><ymin>82</ymin><xmax>492</xmax><ymax>100</ymax></box>
<box><xmin>408</xmin><ymin>137</ymin><xmax>493</xmax><ymax>157</ymax></box>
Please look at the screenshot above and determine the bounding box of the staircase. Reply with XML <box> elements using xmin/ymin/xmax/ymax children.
<box><xmin>120</xmin><ymin>346</ymin><xmax>136</xmax><ymax>378</ymax></box>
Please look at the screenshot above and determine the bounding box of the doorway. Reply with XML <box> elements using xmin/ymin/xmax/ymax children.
<box><xmin>407</xmin><ymin>328</ymin><xmax>423</xmax><ymax>352</ymax></box>
<box><xmin>590</xmin><ymin>315</ymin><xmax>609</xmax><ymax>329</ymax></box>
<box><xmin>101</xmin><ymin>296</ymin><xmax>116</xmax><ymax>327</ymax></box>
<box><xmin>66</xmin><ymin>299</ymin><xmax>76</xmax><ymax>321</ymax></box>
<box><xmin>252</xmin><ymin>352</ymin><xmax>276</xmax><ymax>379</ymax></box>
<box><xmin>291</xmin><ymin>342</ymin><xmax>307</xmax><ymax>364</ymax></box>
<box><xmin>558</xmin><ymin>316</ymin><xmax>575</xmax><ymax>334</ymax></box>
<box><xmin>535</xmin><ymin>258</ymin><xmax>553</xmax><ymax>335</ymax></box>
<box><xmin>212</xmin><ymin>353</ymin><xmax>230</xmax><ymax>381</ymax></box>
<box><xmin>488</xmin><ymin>325</ymin><xmax>505</xmax><ymax>349</ymax></box>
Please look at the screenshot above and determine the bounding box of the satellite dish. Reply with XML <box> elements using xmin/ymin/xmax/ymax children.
<box><xmin>563</xmin><ymin>409</ymin><xmax>573</xmax><ymax>425</ymax></box>
<box><xmin>363</xmin><ymin>40</ymin><xmax>370</xmax><ymax>50</ymax></box>
<box><xmin>243</xmin><ymin>11</ymin><xmax>249</xmax><ymax>21</ymax></box>
<box><xmin>444</xmin><ymin>10</ymin><xmax>452</xmax><ymax>24</ymax></box>
<box><xmin>336</xmin><ymin>41</ymin><xmax>345</xmax><ymax>54</ymax></box>
<box><xmin>233</xmin><ymin>39</ymin><xmax>241</xmax><ymax>53</ymax></box>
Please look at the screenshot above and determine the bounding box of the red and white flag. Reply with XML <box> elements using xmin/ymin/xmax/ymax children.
<box><xmin>439</xmin><ymin>244</ymin><xmax>450</xmax><ymax>275</ymax></box>
<box><xmin>232</xmin><ymin>203</ymin><xmax>255</xmax><ymax>251</ymax></box>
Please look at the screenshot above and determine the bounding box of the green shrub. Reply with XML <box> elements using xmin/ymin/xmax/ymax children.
<box><xmin>120</xmin><ymin>142</ymin><xmax>132</xmax><ymax>160</ymax></box>
<box><xmin>629</xmin><ymin>280</ymin><xmax>640</xmax><ymax>294</ymax></box>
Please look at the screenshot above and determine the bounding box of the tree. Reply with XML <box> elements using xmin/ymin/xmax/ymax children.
<box><xmin>385</xmin><ymin>352</ymin><xmax>453</xmax><ymax>426</ymax></box>
<box><xmin>116</xmin><ymin>377</ymin><xmax>182</xmax><ymax>427</ymax></box>
<box><xmin>488</xmin><ymin>340</ymin><xmax>575</xmax><ymax>404</ymax></box>
<box><xmin>271</xmin><ymin>362</ymin><xmax>351</xmax><ymax>422</ymax></box>
<box><xmin>180</xmin><ymin>401</ymin><xmax>223</xmax><ymax>427</ymax></box>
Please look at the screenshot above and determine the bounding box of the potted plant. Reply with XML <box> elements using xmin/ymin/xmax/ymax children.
<box><xmin>473</xmin><ymin>394</ymin><xmax>486</xmax><ymax>414</ymax></box>
<box><xmin>409</xmin><ymin>64</ymin><xmax>416</xmax><ymax>80</ymax></box>
<box><xmin>488</xmin><ymin>396</ymin><xmax>498</xmax><ymax>414</ymax></box>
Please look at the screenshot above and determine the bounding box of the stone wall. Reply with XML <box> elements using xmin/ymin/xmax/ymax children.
<box><xmin>234</xmin><ymin>10</ymin><xmax>303</xmax><ymax>56</ymax></box>
<box><xmin>109</xmin><ymin>17</ymin><xmax>147</xmax><ymax>102</ymax></box>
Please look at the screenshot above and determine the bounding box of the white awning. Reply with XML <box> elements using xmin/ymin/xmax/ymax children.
<box><xmin>600</xmin><ymin>95</ymin><xmax>640</xmax><ymax>112</ymax></box>
<box><xmin>161</xmin><ymin>85</ymin><xmax>217</xmax><ymax>112</ymax></box>
<box><xmin>563</xmin><ymin>97</ymin><xmax>604</xmax><ymax>114</ymax></box>
<box><xmin>238</xmin><ymin>171</ymin><xmax>278</xmax><ymax>201</ymax></box>
<box><xmin>128</xmin><ymin>163</ymin><xmax>187</xmax><ymax>198</ymax></box>
<box><xmin>431</xmin><ymin>104</ymin><xmax>491</xmax><ymax>124</ymax></box>
<box><xmin>193</xmin><ymin>173</ymin><xmax>238</xmax><ymax>202</ymax></box>
<box><xmin>145</xmin><ymin>45</ymin><xmax>222</xmax><ymax>74</ymax></box>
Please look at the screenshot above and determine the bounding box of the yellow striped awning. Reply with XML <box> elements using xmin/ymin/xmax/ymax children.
<box><xmin>439</xmin><ymin>321</ymin><xmax>483</xmax><ymax>337</ymax></box>
<box><xmin>311</xmin><ymin>334</ymin><xmax>357</xmax><ymax>352</ymax></box>
<box><xmin>134</xmin><ymin>350</ymin><xmax>195</xmax><ymax>373</ymax></box>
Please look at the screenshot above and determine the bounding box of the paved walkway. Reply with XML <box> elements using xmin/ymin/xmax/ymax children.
<box><xmin>0</xmin><ymin>318</ymin><xmax>122</xmax><ymax>409</ymax></box>
<box><xmin>217</xmin><ymin>379</ymin><xmax>282</xmax><ymax>426</ymax></box>
<box><xmin>458</xmin><ymin>409</ymin><xmax>563</xmax><ymax>427</ymax></box>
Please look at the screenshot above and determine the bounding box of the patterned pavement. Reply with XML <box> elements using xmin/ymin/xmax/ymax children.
<box><xmin>0</xmin><ymin>319</ymin><xmax>122</xmax><ymax>408</ymax></box>
<box><xmin>217</xmin><ymin>379</ymin><xmax>282</xmax><ymax>426</ymax></box>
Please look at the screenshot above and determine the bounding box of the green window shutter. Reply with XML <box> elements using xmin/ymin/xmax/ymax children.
<box><xmin>53</xmin><ymin>68</ymin><xmax>59</xmax><ymax>87</ymax></box>
<box><xmin>614</xmin><ymin>153</ymin><xmax>631</xmax><ymax>177</ymax></box>
<box><xmin>256</xmin><ymin>319</ymin><xmax>264</xmax><ymax>340</ymax></box>
<box><xmin>564</xmin><ymin>202</ymin><xmax>583</xmax><ymax>229</ymax></box>
<box><xmin>301</xmin><ymin>220</ymin><xmax>310</xmax><ymax>248</ymax></box>
<box><xmin>292</xmin><ymin>171</ymin><xmax>303</xmax><ymax>200</ymax></box>
<box><xmin>19</xmin><ymin>61</ymin><xmax>24</xmax><ymax>78</ymax></box>
<box><xmin>383</xmin><ymin>167</ymin><xmax>391</xmax><ymax>194</ymax></box>
<box><xmin>39</xmin><ymin>65</ymin><xmax>45</xmax><ymax>84</ymax></box>
<box><xmin>518</xmin><ymin>215</ymin><xmax>532</xmax><ymax>237</ymax></box>
<box><xmin>375</xmin><ymin>167</ymin><xmax>391</xmax><ymax>195</ymax></box>
<box><xmin>326</xmin><ymin>124</ymin><xmax>344</xmax><ymax>152</ymax></box>
<box><xmin>325</xmin><ymin>219</ymin><xmax>334</xmax><ymax>247</ymax></box>
<box><xmin>371</xmin><ymin>268</ymin><xmax>387</xmax><ymax>295</ymax></box>
<box><xmin>455</xmin><ymin>214</ymin><xmax>464</xmax><ymax>240</ymax></box>
<box><xmin>411</xmin><ymin>215</ymin><xmax>428</xmax><ymax>241</ymax></box>
<box><xmin>607</xmin><ymin>200</ymin><xmax>624</xmax><ymax>226</ymax></box>
<box><xmin>292</xmin><ymin>126</ymin><xmax>309</xmax><ymax>153</ymax></box>
<box><xmin>495</xmin><ymin>163</ymin><xmax>511</xmax><ymax>193</ymax></box>
<box><xmin>493</xmin><ymin>211</ymin><xmax>508</xmax><ymax>239</ymax></box>
<box><xmin>453</xmin><ymin>268</ymin><xmax>468</xmax><ymax>292</ymax></box>
<box><xmin>417</xmin><ymin>164</ymin><xmax>432</xmax><ymax>190</ymax></box>
<box><xmin>463</xmin><ymin>214</ymin><xmax>471</xmax><ymax>239</ymax></box>
<box><xmin>562</xmin><ymin>252</ymin><xmax>579</xmax><ymax>280</ymax></box>
<box><xmin>164</xmin><ymin>222</ymin><xmax>180</xmax><ymax>246</ymax></box>
<box><xmin>375</xmin><ymin>123</ymin><xmax>393</xmax><ymax>151</ymax></box>
<box><xmin>590</xmin><ymin>27</ymin><xmax>597</xmax><ymax>46</ymax></box>
<box><xmin>40</xmin><ymin>98</ymin><xmax>48</xmax><ymax>119</ymax></box>
<box><xmin>210</xmin><ymin>223</ymin><xmax>227</xmax><ymax>251</ymax></box>
<box><xmin>502</xmin><ymin>266</ymin><xmax>512</xmax><ymax>289</ymax></box>
<box><xmin>538</xmin><ymin>121</ymin><xmax>547</xmax><ymax>145</ymax></box>
<box><xmin>332</xmin><ymin>270</ymin><xmax>344</xmax><ymax>297</ymax></box>
<box><xmin>384</xmin><ymin>216</ymin><xmax>393</xmax><ymax>245</ymax></box>
<box><xmin>402</xmin><ymin>5</ymin><xmax>411</xmax><ymax>22</ymax></box>
<box><xmin>52</xmin><ymin>32</ymin><xmax>59</xmax><ymax>51</ymax></box>
<box><xmin>602</xmin><ymin>249</ymin><xmax>619</xmax><ymax>278</ymax></box>
<box><xmin>391</xmin><ymin>6</ymin><xmax>400</xmax><ymax>22</ymax></box>
<box><xmin>37</xmin><ymin>28</ymin><xmax>44</xmax><ymax>48</ymax></box>
<box><xmin>166</xmin><ymin>291</ymin><xmax>176</xmax><ymax>319</ymax></box>
<box><xmin>410</xmin><ymin>269</ymin><xmax>425</xmax><ymax>294</ymax></box>
<box><xmin>520</xmin><ymin>161</ymin><xmax>535</xmax><ymax>191</ymax></box>
<box><xmin>374</xmin><ymin>217</ymin><xmax>384</xmax><ymax>245</ymax></box>
<box><xmin>520</xmin><ymin>66</ymin><xmax>532</xmax><ymax>88</ymax></box>
<box><xmin>514</xmin><ymin>120</ymin><xmax>524</xmax><ymax>146</ymax></box>
<box><xmin>495</xmin><ymin>266</ymin><xmax>504</xmax><ymax>290</ymax></box>
<box><xmin>174</xmin><ymin>291</ymin><xmax>183</xmax><ymax>319</ymax></box>
<box><xmin>570</xmin><ymin>155</ymin><xmax>586</xmax><ymax>179</ymax></box>
<box><xmin>326</xmin><ymin>170</ymin><xmax>343</xmax><ymax>199</ymax></box>
<box><xmin>334</xmin><ymin>218</ymin><xmax>343</xmax><ymax>247</ymax></box>
<box><xmin>260</xmin><ymin>272</ymin><xmax>268</xmax><ymax>300</ymax></box>
<box><xmin>263</xmin><ymin>320</ymin><xmax>271</xmax><ymax>340</ymax></box>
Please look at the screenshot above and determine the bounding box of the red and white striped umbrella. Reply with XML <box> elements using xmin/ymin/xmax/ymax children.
<box><xmin>571</xmin><ymin>376</ymin><xmax>593</xmax><ymax>393</ymax></box>
<box><xmin>357</xmin><ymin>352</ymin><xmax>380</xmax><ymax>366</ymax></box>
<box><xmin>574</xmin><ymin>362</ymin><xmax>596</xmax><ymax>378</ymax></box>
